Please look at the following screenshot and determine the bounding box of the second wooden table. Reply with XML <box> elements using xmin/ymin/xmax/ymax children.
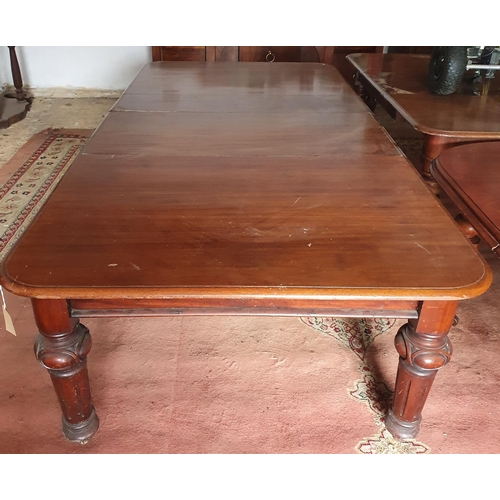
<box><xmin>347</xmin><ymin>53</ymin><xmax>500</xmax><ymax>186</ymax></box>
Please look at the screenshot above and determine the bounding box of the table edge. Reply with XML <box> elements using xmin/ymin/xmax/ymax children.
<box><xmin>0</xmin><ymin>262</ymin><xmax>492</xmax><ymax>302</ymax></box>
<box><xmin>432</xmin><ymin>157</ymin><xmax>500</xmax><ymax>246</ymax></box>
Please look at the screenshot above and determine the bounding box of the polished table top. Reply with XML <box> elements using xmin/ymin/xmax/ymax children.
<box><xmin>432</xmin><ymin>141</ymin><xmax>500</xmax><ymax>253</ymax></box>
<box><xmin>347</xmin><ymin>53</ymin><xmax>500</xmax><ymax>138</ymax></box>
<box><xmin>0</xmin><ymin>62</ymin><xmax>491</xmax><ymax>302</ymax></box>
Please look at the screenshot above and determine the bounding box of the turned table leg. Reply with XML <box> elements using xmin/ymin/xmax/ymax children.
<box><xmin>385</xmin><ymin>300</ymin><xmax>457</xmax><ymax>439</ymax></box>
<box><xmin>455</xmin><ymin>214</ymin><xmax>481</xmax><ymax>246</ymax></box>
<box><xmin>421</xmin><ymin>135</ymin><xmax>469</xmax><ymax>194</ymax></box>
<box><xmin>421</xmin><ymin>136</ymin><xmax>451</xmax><ymax>194</ymax></box>
<box><xmin>32</xmin><ymin>298</ymin><xmax>99</xmax><ymax>443</ymax></box>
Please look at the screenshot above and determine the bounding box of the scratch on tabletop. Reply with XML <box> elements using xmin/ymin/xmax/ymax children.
<box><xmin>415</xmin><ymin>242</ymin><xmax>431</xmax><ymax>255</ymax></box>
<box><xmin>194</xmin><ymin>240</ymin><xmax>206</xmax><ymax>255</ymax></box>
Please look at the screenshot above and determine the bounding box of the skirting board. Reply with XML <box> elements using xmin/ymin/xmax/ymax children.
<box><xmin>3</xmin><ymin>85</ymin><xmax>123</xmax><ymax>99</ymax></box>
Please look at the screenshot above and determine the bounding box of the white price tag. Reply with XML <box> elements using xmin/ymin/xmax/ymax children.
<box><xmin>0</xmin><ymin>286</ymin><xmax>17</xmax><ymax>336</ymax></box>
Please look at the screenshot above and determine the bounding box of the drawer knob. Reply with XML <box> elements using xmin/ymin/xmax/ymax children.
<box><xmin>266</xmin><ymin>51</ymin><xmax>275</xmax><ymax>62</ymax></box>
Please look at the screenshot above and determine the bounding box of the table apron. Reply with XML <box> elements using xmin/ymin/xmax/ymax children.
<box><xmin>69</xmin><ymin>298</ymin><xmax>420</xmax><ymax>319</ymax></box>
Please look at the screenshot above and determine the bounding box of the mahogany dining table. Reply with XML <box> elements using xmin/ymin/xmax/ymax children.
<box><xmin>0</xmin><ymin>61</ymin><xmax>492</xmax><ymax>444</ymax></box>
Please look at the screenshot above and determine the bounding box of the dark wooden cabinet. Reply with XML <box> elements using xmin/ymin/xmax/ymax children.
<box><xmin>388</xmin><ymin>47</ymin><xmax>433</xmax><ymax>55</ymax></box>
<box><xmin>238</xmin><ymin>46</ymin><xmax>332</xmax><ymax>63</ymax></box>
<box><xmin>151</xmin><ymin>46</ymin><xmax>382</xmax><ymax>84</ymax></box>
<box><xmin>152</xmin><ymin>46</ymin><xmax>208</xmax><ymax>62</ymax></box>
<box><xmin>152</xmin><ymin>46</ymin><xmax>336</xmax><ymax>64</ymax></box>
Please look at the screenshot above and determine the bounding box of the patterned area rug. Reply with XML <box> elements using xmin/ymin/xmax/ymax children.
<box><xmin>0</xmin><ymin>129</ymin><xmax>429</xmax><ymax>453</ymax></box>
<box><xmin>300</xmin><ymin>317</ymin><xmax>430</xmax><ymax>453</ymax></box>
<box><xmin>0</xmin><ymin>129</ymin><xmax>90</xmax><ymax>260</ymax></box>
